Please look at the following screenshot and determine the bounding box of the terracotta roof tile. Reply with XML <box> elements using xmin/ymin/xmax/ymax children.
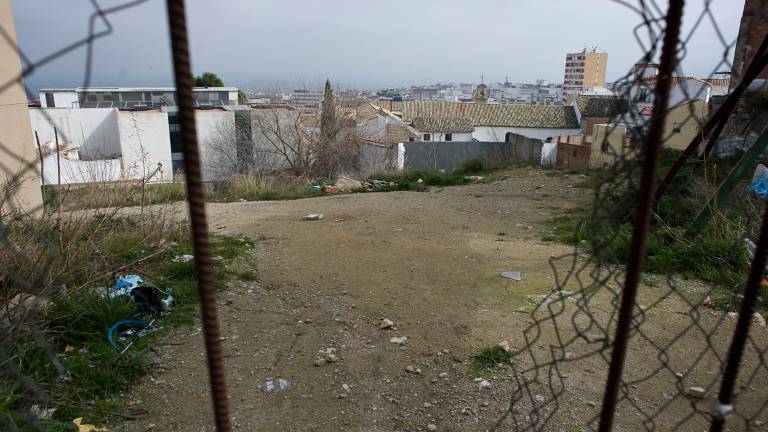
<box><xmin>372</xmin><ymin>101</ymin><xmax>580</xmax><ymax>129</ymax></box>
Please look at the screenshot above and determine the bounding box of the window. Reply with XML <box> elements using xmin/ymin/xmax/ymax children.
<box><xmin>408</xmin><ymin>137</ymin><xmax>415</xmax><ymax>142</ymax></box>
<box><xmin>445</xmin><ymin>133</ymin><xmax>453</xmax><ymax>142</ymax></box>
<box><xmin>45</xmin><ymin>92</ymin><xmax>54</xmax><ymax>107</ymax></box>
<box><xmin>672</xmin><ymin>123</ymin><xmax>682</xmax><ymax>133</ymax></box>
<box><xmin>423</xmin><ymin>133</ymin><xmax>431</xmax><ymax>141</ymax></box>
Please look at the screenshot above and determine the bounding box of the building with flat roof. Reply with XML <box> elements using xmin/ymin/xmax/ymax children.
<box><xmin>563</xmin><ymin>48</ymin><xmax>608</xmax><ymax>98</ymax></box>
<box><xmin>39</xmin><ymin>86</ymin><xmax>240</xmax><ymax>109</ymax></box>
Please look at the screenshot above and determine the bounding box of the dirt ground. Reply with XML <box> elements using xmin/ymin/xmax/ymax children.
<box><xmin>114</xmin><ymin>169</ymin><xmax>768</xmax><ymax>432</ymax></box>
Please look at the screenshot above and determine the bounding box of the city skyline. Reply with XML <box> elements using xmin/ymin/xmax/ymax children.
<box><xmin>13</xmin><ymin>0</ymin><xmax>744</xmax><ymax>93</ymax></box>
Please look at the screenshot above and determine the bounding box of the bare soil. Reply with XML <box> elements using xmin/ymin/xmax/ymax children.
<box><xmin>115</xmin><ymin>169</ymin><xmax>768</xmax><ymax>432</ymax></box>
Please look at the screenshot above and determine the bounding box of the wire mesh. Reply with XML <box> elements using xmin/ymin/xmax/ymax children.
<box><xmin>0</xmin><ymin>0</ymin><xmax>765</xmax><ymax>431</ymax></box>
<box><xmin>497</xmin><ymin>1</ymin><xmax>768</xmax><ymax>431</ymax></box>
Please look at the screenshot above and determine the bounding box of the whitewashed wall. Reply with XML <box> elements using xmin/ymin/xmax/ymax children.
<box><xmin>473</xmin><ymin>126</ymin><xmax>581</xmax><ymax>142</ymax></box>
<box><xmin>40</xmin><ymin>155</ymin><xmax>121</xmax><ymax>185</ymax></box>
<box><xmin>38</xmin><ymin>91</ymin><xmax>79</xmax><ymax>108</ymax></box>
<box><xmin>196</xmin><ymin>110</ymin><xmax>236</xmax><ymax>181</ymax></box>
<box><xmin>541</xmin><ymin>142</ymin><xmax>557</xmax><ymax>167</ymax></box>
<box><xmin>29</xmin><ymin>108</ymin><xmax>121</xmax><ymax>158</ymax></box>
<box><xmin>422</xmin><ymin>131</ymin><xmax>473</xmax><ymax>142</ymax></box>
<box><xmin>117</xmin><ymin>111</ymin><xmax>173</xmax><ymax>182</ymax></box>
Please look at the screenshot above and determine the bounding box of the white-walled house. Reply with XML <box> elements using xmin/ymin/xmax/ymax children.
<box><xmin>411</xmin><ymin>116</ymin><xmax>473</xmax><ymax>142</ymax></box>
<box><xmin>39</xmin><ymin>86</ymin><xmax>240</xmax><ymax>109</ymax></box>
<box><xmin>371</xmin><ymin>101</ymin><xmax>581</xmax><ymax>142</ymax></box>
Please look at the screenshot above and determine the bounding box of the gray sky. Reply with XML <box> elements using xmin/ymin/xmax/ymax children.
<box><xmin>12</xmin><ymin>0</ymin><xmax>744</xmax><ymax>93</ymax></box>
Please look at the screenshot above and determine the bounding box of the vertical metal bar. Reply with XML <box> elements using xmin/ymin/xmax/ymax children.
<box><xmin>709</xmin><ymin>206</ymin><xmax>768</xmax><ymax>432</ymax></box>
<box><xmin>35</xmin><ymin>131</ymin><xmax>46</xmax><ymax>205</ymax></box>
<box><xmin>654</xmin><ymin>32</ymin><xmax>768</xmax><ymax>204</ymax></box>
<box><xmin>597</xmin><ymin>1</ymin><xmax>685</xmax><ymax>431</ymax></box>
<box><xmin>165</xmin><ymin>1</ymin><xmax>231</xmax><ymax>431</ymax></box>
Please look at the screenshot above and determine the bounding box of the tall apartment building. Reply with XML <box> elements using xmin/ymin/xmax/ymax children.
<box><xmin>563</xmin><ymin>48</ymin><xmax>608</xmax><ymax>98</ymax></box>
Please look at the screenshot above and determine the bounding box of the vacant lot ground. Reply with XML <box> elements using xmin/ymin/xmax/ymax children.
<box><xmin>115</xmin><ymin>169</ymin><xmax>767</xmax><ymax>432</ymax></box>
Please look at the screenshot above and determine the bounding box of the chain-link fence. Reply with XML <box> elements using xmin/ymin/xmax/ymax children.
<box><xmin>2</xmin><ymin>1</ymin><xmax>766</xmax><ymax>431</ymax></box>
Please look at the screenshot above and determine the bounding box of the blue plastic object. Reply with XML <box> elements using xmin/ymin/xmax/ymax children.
<box><xmin>747</xmin><ymin>176</ymin><xmax>768</xmax><ymax>202</ymax></box>
<box><xmin>107</xmin><ymin>319</ymin><xmax>151</xmax><ymax>352</ymax></box>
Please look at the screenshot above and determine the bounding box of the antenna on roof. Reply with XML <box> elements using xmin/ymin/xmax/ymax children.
<box><xmin>480</xmin><ymin>74</ymin><xmax>485</xmax><ymax>84</ymax></box>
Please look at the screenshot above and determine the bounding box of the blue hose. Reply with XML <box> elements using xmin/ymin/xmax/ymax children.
<box><xmin>107</xmin><ymin>319</ymin><xmax>149</xmax><ymax>352</ymax></box>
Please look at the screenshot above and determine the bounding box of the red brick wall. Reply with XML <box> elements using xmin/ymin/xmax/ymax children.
<box><xmin>732</xmin><ymin>0</ymin><xmax>768</xmax><ymax>89</ymax></box>
<box><xmin>556</xmin><ymin>143</ymin><xmax>591</xmax><ymax>169</ymax></box>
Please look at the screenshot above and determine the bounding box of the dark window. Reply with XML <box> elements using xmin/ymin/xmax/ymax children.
<box><xmin>423</xmin><ymin>133</ymin><xmax>431</xmax><ymax>141</ymax></box>
<box><xmin>445</xmin><ymin>133</ymin><xmax>453</xmax><ymax>142</ymax></box>
<box><xmin>672</xmin><ymin>122</ymin><xmax>682</xmax><ymax>133</ymax></box>
<box><xmin>168</xmin><ymin>112</ymin><xmax>182</xmax><ymax>153</ymax></box>
<box><xmin>45</xmin><ymin>92</ymin><xmax>54</xmax><ymax>107</ymax></box>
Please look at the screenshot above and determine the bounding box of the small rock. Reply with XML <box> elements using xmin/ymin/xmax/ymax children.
<box><xmin>424</xmin><ymin>402</ymin><xmax>432</xmax><ymax>408</ymax></box>
<box><xmin>474</xmin><ymin>378</ymin><xmax>491</xmax><ymax>389</ymax></box>
<box><xmin>687</xmin><ymin>386</ymin><xmax>707</xmax><ymax>398</ymax></box>
<box><xmin>427</xmin><ymin>424</ymin><xmax>437</xmax><ymax>431</ymax></box>
<box><xmin>438</xmin><ymin>372</ymin><xmax>448</xmax><ymax>378</ymax></box>
<box><xmin>390</xmin><ymin>336</ymin><xmax>408</xmax><ymax>345</ymax></box>
<box><xmin>586</xmin><ymin>400</ymin><xmax>597</xmax><ymax>407</ymax></box>
<box><xmin>405</xmin><ymin>365</ymin><xmax>422</xmax><ymax>374</ymax></box>
<box><xmin>380</xmin><ymin>318</ymin><xmax>395</xmax><ymax>329</ymax></box>
<box><xmin>325</xmin><ymin>354</ymin><xmax>339</xmax><ymax>363</ymax></box>
<box><xmin>303</xmin><ymin>213</ymin><xmax>324</xmax><ymax>221</ymax></box>
<box><xmin>342</xmin><ymin>383</ymin><xmax>351</xmax><ymax>393</ymax></box>
<box><xmin>497</xmin><ymin>340</ymin><xmax>511</xmax><ymax>352</ymax></box>
<box><xmin>480</xmin><ymin>401</ymin><xmax>489</xmax><ymax>407</ymax></box>
<box><xmin>313</xmin><ymin>358</ymin><xmax>326</xmax><ymax>367</ymax></box>
<box><xmin>534</xmin><ymin>394</ymin><xmax>545</xmax><ymax>403</ymax></box>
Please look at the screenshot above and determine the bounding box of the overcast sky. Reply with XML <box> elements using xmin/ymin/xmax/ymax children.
<box><xmin>12</xmin><ymin>0</ymin><xmax>744</xmax><ymax>93</ymax></box>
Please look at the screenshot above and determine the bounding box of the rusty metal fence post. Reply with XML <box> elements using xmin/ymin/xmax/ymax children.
<box><xmin>165</xmin><ymin>1</ymin><xmax>231</xmax><ymax>431</ymax></box>
<box><xmin>708</xmin><ymin>205</ymin><xmax>768</xmax><ymax>432</ymax></box>
<box><xmin>596</xmin><ymin>1</ymin><xmax>685</xmax><ymax>431</ymax></box>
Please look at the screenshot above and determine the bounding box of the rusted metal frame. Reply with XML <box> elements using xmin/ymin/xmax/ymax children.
<box><xmin>654</xmin><ymin>32</ymin><xmax>768</xmax><ymax>204</ymax></box>
<box><xmin>709</xmin><ymin>206</ymin><xmax>768</xmax><ymax>432</ymax></box>
<box><xmin>165</xmin><ymin>1</ymin><xmax>231</xmax><ymax>431</ymax></box>
<box><xmin>597</xmin><ymin>1</ymin><xmax>685</xmax><ymax>431</ymax></box>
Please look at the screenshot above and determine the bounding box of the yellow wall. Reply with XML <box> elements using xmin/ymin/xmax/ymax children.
<box><xmin>583</xmin><ymin>52</ymin><xmax>608</xmax><ymax>88</ymax></box>
<box><xmin>662</xmin><ymin>100</ymin><xmax>706</xmax><ymax>150</ymax></box>
<box><xmin>0</xmin><ymin>0</ymin><xmax>42</xmax><ymax>213</ymax></box>
<box><xmin>590</xmin><ymin>124</ymin><xmax>629</xmax><ymax>168</ymax></box>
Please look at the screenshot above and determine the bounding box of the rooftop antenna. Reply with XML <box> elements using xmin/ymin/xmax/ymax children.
<box><xmin>480</xmin><ymin>74</ymin><xmax>485</xmax><ymax>84</ymax></box>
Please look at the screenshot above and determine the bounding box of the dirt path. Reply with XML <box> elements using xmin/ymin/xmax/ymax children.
<box><xmin>115</xmin><ymin>169</ymin><xmax>767</xmax><ymax>431</ymax></box>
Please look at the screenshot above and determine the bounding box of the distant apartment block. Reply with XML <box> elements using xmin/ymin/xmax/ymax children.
<box><xmin>39</xmin><ymin>86</ymin><xmax>240</xmax><ymax>108</ymax></box>
<box><xmin>291</xmin><ymin>89</ymin><xmax>322</xmax><ymax>108</ymax></box>
<box><xmin>563</xmin><ymin>48</ymin><xmax>608</xmax><ymax>98</ymax></box>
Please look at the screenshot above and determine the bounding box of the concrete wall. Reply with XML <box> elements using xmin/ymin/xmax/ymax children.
<box><xmin>117</xmin><ymin>111</ymin><xmax>173</xmax><ymax>182</ymax></box>
<box><xmin>0</xmin><ymin>0</ymin><xmax>42</xmax><ymax>212</ymax></box>
<box><xmin>473</xmin><ymin>126</ymin><xmax>581</xmax><ymax>142</ymax></box>
<box><xmin>731</xmin><ymin>0</ymin><xmax>768</xmax><ymax>89</ymax></box>
<box><xmin>403</xmin><ymin>140</ymin><xmax>542</xmax><ymax>171</ymax></box>
<box><xmin>29</xmin><ymin>108</ymin><xmax>121</xmax><ymax>158</ymax></box>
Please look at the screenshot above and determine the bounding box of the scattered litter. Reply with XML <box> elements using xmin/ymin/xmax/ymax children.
<box><xmin>303</xmin><ymin>213</ymin><xmax>324</xmax><ymax>221</ymax></box>
<box><xmin>380</xmin><ymin>318</ymin><xmax>395</xmax><ymax>329</ymax></box>
<box><xmin>78</xmin><ymin>347</ymin><xmax>89</xmax><ymax>354</ymax></box>
<box><xmin>427</xmin><ymin>424</ymin><xmax>438</xmax><ymax>431</ymax></box>
<box><xmin>500</xmin><ymin>271</ymin><xmax>522</xmax><ymax>281</ymax></box>
<box><xmin>30</xmin><ymin>405</ymin><xmax>56</xmax><ymax>420</ymax></box>
<box><xmin>238</xmin><ymin>198</ymin><xmax>247</xmax><ymax>203</ymax></box>
<box><xmin>335</xmin><ymin>176</ymin><xmax>362</xmax><ymax>191</ymax></box>
<box><xmin>528</xmin><ymin>290</ymin><xmax>573</xmax><ymax>306</ymax></box>
<box><xmin>72</xmin><ymin>417</ymin><xmax>110</xmax><ymax>432</ymax></box>
<box><xmin>497</xmin><ymin>340</ymin><xmax>511</xmax><ymax>352</ymax></box>
<box><xmin>172</xmin><ymin>255</ymin><xmax>194</xmax><ymax>263</ymax></box>
<box><xmin>108</xmin><ymin>319</ymin><xmax>157</xmax><ymax>354</ymax></box>
<box><xmin>474</xmin><ymin>378</ymin><xmax>491</xmax><ymax>389</ymax></box>
<box><xmin>465</xmin><ymin>176</ymin><xmax>485</xmax><ymax>181</ymax></box>
<box><xmin>364</xmin><ymin>179</ymin><xmax>392</xmax><ymax>191</ymax></box>
<box><xmin>334</xmin><ymin>218</ymin><xmax>346</xmax><ymax>222</ymax></box>
<box><xmin>321</xmin><ymin>186</ymin><xmax>339</xmax><ymax>194</ymax></box>
<box><xmin>308</xmin><ymin>184</ymin><xmax>322</xmax><ymax>192</ymax></box>
<box><xmin>260</xmin><ymin>378</ymin><xmax>293</xmax><ymax>392</ymax></box>
<box><xmin>747</xmin><ymin>164</ymin><xmax>768</xmax><ymax>201</ymax></box>
<box><xmin>341</xmin><ymin>383</ymin><xmax>351</xmax><ymax>393</ymax></box>
<box><xmin>113</xmin><ymin>274</ymin><xmax>144</xmax><ymax>295</ymax></box>
<box><xmin>686</xmin><ymin>386</ymin><xmax>707</xmax><ymax>398</ymax></box>
<box><xmin>390</xmin><ymin>336</ymin><xmax>408</xmax><ymax>345</ymax></box>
